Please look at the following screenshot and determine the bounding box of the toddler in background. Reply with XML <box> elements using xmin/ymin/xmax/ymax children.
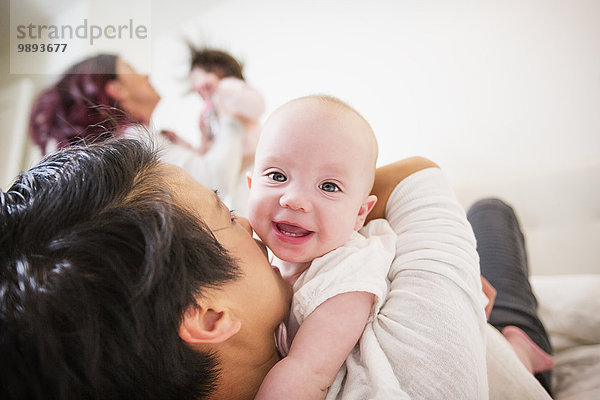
<box><xmin>188</xmin><ymin>47</ymin><xmax>264</xmax><ymax>158</ymax></box>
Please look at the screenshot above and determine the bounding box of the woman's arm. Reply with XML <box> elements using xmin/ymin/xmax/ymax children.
<box><xmin>369</xmin><ymin>157</ymin><xmax>498</xmax><ymax>318</ymax></box>
<box><xmin>377</xmin><ymin>163</ymin><xmax>488</xmax><ymax>399</ymax></box>
<box><xmin>367</xmin><ymin>156</ymin><xmax>438</xmax><ymax>222</ymax></box>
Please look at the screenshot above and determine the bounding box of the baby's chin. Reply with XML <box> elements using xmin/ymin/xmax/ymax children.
<box><xmin>269</xmin><ymin>245</ymin><xmax>318</xmax><ymax>265</ymax></box>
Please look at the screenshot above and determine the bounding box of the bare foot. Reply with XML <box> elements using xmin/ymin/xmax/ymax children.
<box><xmin>502</xmin><ymin>325</ymin><xmax>554</xmax><ymax>374</ymax></box>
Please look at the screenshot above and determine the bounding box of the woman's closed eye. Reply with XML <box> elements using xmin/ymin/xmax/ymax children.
<box><xmin>267</xmin><ymin>171</ymin><xmax>286</xmax><ymax>182</ymax></box>
<box><xmin>319</xmin><ymin>182</ymin><xmax>340</xmax><ymax>192</ymax></box>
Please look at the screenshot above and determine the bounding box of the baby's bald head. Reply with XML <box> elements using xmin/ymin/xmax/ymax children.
<box><xmin>257</xmin><ymin>95</ymin><xmax>378</xmax><ymax>195</ymax></box>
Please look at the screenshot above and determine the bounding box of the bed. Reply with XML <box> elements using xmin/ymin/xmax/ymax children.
<box><xmin>455</xmin><ymin>161</ymin><xmax>600</xmax><ymax>399</ymax></box>
<box><xmin>533</xmin><ymin>275</ymin><xmax>600</xmax><ymax>399</ymax></box>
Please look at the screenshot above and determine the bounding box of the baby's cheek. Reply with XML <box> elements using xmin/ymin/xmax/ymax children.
<box><xmin>329</xmin><ymin>211</ymin><xmax>359</xmax><ymax>241</ymax></box>
<box><xmin>247</xmin><ymin>208</ymin><xmax>259</xmax><ymax>233</ymax></box>
<box><xmin>247</xmin><ymin>206</ymin><xmax>266</xmax><ymax>238</ymax></box>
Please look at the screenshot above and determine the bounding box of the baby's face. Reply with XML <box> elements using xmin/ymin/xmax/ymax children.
<box><xmin>247</xmin><ymin>98</ymin><xmax>376</xmax><ymax>264</ymax></box>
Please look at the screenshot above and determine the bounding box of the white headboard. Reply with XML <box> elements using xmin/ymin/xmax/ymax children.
<box><xmin>454</xmin><ymin>161</ymin><xmax>600</xmax><ymax>276</ymax></box>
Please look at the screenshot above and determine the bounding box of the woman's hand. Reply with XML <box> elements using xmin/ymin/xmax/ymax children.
<box><xmin>481</xmin><ymin>276</ymin><xmax>497</xmax><ymax>320</ymax></box>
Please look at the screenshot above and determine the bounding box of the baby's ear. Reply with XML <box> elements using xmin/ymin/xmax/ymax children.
<box><xmin>178</xmin><ymin>304</ymin><xmax>241</xmax><ymax>345</ymax></box>
<box><xmin>354</xmin><ymin>195</ymin><xmax>378</xmax><ymax>231</ymax></box>
<box><xmin>246</xmin><ymin>172</ymin><xmax>253</xmax><ymax>190</ymax></box>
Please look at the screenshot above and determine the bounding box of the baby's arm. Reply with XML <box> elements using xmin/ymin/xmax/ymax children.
<box><xmin>255</xmin><ymin>291</ymin><xmax>374</xmax><ymax>400</ymax></box>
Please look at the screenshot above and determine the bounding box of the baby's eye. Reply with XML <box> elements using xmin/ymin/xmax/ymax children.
<box><xmin>319</xmin><ymin>182</ymin><xmax>340</xmax><ymax>192</ymax></box>
<box><xmin>268</xmin><ymin>172</ymin><xmax>287</xmax><ymax>182</ymax></box>
<box><xmin>229</xmin><ymin>209</ymin><xmax>237</xmax><ymax>222</ymax></box>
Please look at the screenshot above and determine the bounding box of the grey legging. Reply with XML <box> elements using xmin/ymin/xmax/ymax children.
<box><xmin>467</xmin><ymin>198</ymin><xmax>553</xmax><ymax>396</ymax></box>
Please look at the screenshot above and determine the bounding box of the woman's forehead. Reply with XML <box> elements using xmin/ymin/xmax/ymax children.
<box><xmin>159</xmin><ymin>163</ymin><xmax>222</xmax><ymax>224</ymax></box>
<box><xmin>116</xmin><ymin>57</ymin><xmax>136</xmax><ymax>75</ymax></box>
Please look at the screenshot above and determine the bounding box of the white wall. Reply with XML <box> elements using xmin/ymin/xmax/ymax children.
<box><xmin>5</xmin><ymin>0</ymin><xmax>599</xmax><ymax>186</ymax></box>
<box><xmin>153</xmin><ymin>0</ymin><xmax>600</xmax><ymax>188</ymax></box>
<box><xmin>0</xmin><ymin>79</ymin><xmax>34</xmax><ymax>189</ymax></box>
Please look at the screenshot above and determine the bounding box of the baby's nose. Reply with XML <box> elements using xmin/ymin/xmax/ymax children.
<box><xmin>279</xmin><ymin>190</ymin><xmax>311</xmax><ymax>212</ymax></box>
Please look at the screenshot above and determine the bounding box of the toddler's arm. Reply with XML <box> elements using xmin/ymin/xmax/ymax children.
<box><xmin>255</xmin><ymin>291</ymin><xmax>374</xmax><ymax>400</ymax></box>
<box><xmin>214</xmin><ymin>77</ymin><xmax>265</xmax><ymax>121</ymax></box>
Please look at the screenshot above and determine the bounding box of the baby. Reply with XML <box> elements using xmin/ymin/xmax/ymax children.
<box><xmin>247</xmin><ymin>95</ymin><xmax>553</xmax><ymax>398</ymax></box>
<box><xmin>247</xmin><ymin>95</ymin><xmax>396</xmax><ymax>398</ymax></box>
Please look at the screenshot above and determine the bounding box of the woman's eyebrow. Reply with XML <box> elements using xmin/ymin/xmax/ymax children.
<box><xmin>211</xmin><ymin>189</ymin><xmax>231</xmax><ymax>219</ymax></box>
<box><xmin>210</xmin><ymin>190</ymin><xmax>230</xmax><ymax>233</ymax></box>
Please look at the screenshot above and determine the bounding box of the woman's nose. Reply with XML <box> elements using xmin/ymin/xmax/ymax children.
<box><xmin>237</xmin><ymin>216</ymin><xmax>253</xmax><ymax>235</ymax></box>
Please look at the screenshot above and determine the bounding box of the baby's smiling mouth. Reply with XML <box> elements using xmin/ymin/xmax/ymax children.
<box><xmin>275</xmin><ymin>222</ymin><xmax>313</xmax><ymax>237</ymax></box>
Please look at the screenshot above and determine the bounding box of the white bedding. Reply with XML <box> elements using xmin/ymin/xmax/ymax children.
<box><xmin>531</xmin><ymin>274</ymin><xmax>600</xmax><ymax>399</ymax></box>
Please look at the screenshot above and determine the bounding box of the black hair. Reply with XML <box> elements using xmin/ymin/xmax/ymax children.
<box><xmin>189</xmin><ymin>46</ymin><xmax>245</xmax><ymax>80</ymax></box>
<box><xmin>0</xmin><ymin>138</ymin><xmax>239</xmax><ymax>399</ymax></box>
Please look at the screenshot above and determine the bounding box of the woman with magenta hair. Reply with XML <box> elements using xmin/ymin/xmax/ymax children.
<box><xmin>28</xmin><ymin>53</ymin><xmax>257</xmax><ymax>211</ymax></box>
<box><xmin>29</xmin><ymin>54</ymin><xmax>157</xmax><ymax>154</ymax></box>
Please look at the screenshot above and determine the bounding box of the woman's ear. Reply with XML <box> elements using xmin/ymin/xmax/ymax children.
<box><xmin>354</xmin><ymin>194</ymin><xmax>378</xmax><ymax>231</ymax></box>
<box><xmin>178</xmin><ymin>304</ymin><xmax>241</xmax><ymax>345</ymax></box>
<box><xmin>105</xmin><ymin>80</ymin><xmax>125</xmax><ymax>101</ymax></box>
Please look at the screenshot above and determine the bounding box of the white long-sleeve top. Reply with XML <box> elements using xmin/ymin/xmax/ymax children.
<box><xmin>320</xmin><ymin>167</ymin><xmax>489</xmax><ymax>399</ymax></box>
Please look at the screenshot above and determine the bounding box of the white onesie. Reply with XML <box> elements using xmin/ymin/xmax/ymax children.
<box><xmin>275</xmin><ymin>220</ymin><xmax>396</xmax><ymax>357</ymax></box>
